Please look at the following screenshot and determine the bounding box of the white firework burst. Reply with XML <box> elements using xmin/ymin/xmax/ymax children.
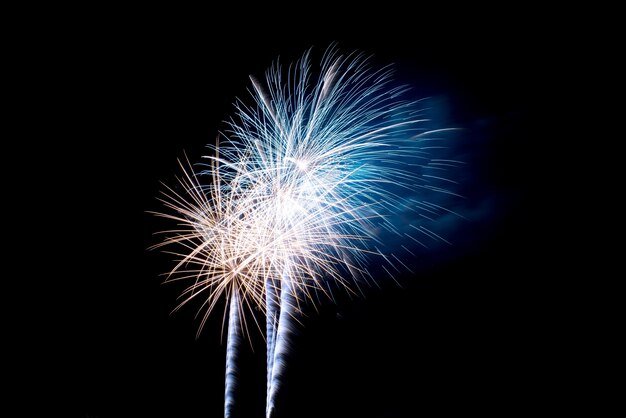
<box><xmin>151</xmin><ymin>44</ymin><xmax>462</xmax><ymax>418</ymax></box>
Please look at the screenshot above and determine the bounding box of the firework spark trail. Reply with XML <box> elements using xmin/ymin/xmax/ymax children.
<box><xmin>266</xmin><ymin>276</ymin><xmax>296</xmax><ymax>418</ymax></box>
<box><xmin>224</xmin><ymin>291</ymin><xmax>241</xmax><ymax>418</ymax></box>
<box><xmin>265</xmin><ymin>278</ymin><xmax>278</xmax><ymax>408</ymax></box>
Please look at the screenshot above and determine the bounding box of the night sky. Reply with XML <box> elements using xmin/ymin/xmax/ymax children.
<box><xmin>27</xmin><ymin>10</ymin><xmax>546</xmax><ymax>418</ymax></box>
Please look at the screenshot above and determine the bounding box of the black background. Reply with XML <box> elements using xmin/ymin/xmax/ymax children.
<box><xmin>21</xmin><ymin>8</ymin><xmax>551</xmax><ymax>418</ymax></box>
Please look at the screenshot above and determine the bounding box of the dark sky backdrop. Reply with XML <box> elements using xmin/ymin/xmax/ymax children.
<box><xmin>28</xmin><ymin>9</ymin><xmax>546</xmax><ymax>418</ymax></box>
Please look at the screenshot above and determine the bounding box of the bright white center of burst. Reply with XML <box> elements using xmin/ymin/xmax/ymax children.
<box><xmin>285</xmin><ymin>157</ymin><xmax>310</xmax><ymax>172</ymax></box>
<box><xmin>295</xmin><ymin>159</ymin><xmax>309</xmax><ymax>171</ymax></box>
<box><xmin>276</xmin><ymin>189</ymin><xmax>303</xmax><ymax>219</ymax></box>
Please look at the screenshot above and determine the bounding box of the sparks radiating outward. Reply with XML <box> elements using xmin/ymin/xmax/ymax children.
<box><xmin>151</xmin><ymin>44</ymin><xmax>462</xmax><ymax>417</ymax></box>
<box><xmin>149</xmin><ymin>156</ymin><xmax>266</xmax><ymax>418</ymax></box>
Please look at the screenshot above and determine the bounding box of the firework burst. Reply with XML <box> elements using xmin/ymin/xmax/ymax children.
<box><xmin>151</xmin><ymin>44</ymin><xmax>462</xmax><ymax>417</ymax></box>
<box><xmin>218</xmin><ymin>46</ymin><xmax>461</xmax><ymax>415</ymax></box>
